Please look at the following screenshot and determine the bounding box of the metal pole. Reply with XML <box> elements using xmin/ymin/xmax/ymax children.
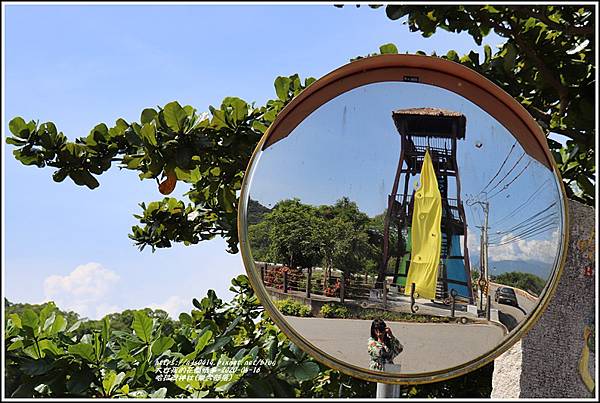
<box><xmin>478</xmin><ymin>228</ymin><xmax>484</xmax><ymax>311</ymax></box>
<box><xmin>486</xmin><ymin>294</ymin><xmax>491</xmax><ymax>320</ymax></box>
<box><xmin>483</xmin><ymin>201</ymin><xmax>489</xmax><ymax>294</ymax></box>
<box><xmin>340</xmin><ymin>272</ymin><xmax>345</xmax><ymax>303</ymax></box>
<box><xmin>306</xmin><ymin>267</ymin><xmax>312</xmax><ymax>298</ymax></box>
<box><xmin>376</xmin><ymin>382</ymin><xmax>401</xmax><ymax>398</ymax></box>
<box><xmin>382</xmin><ymin>280</ymin><xmax>388</xmax><ymax>308</ymax></box>
<box><xmin>283</xmin><ymin>271</ymin><xmax>288</xmax><ymax>294</ymax></box>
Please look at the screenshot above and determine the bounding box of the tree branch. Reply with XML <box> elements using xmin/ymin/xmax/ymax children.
<box><xmin>518</xmin><ymin>7</ymin><xmax>594</xmax><ymax>36</ymax></box>
<box><xmin>479</xmin><ymin>11</ymin><xmax>571</xmax><ymax>116</ymax></box>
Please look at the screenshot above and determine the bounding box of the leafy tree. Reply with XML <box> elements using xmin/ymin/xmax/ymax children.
<box><xmin>369</xmin><ymin>4</ymin><xmax>595</xmax><ymax>205</ymax></box>
<box><xmin>4</xmin><ymin>275</ymin><xmax>495</xmax><ymax>398</ymax></box>
<box><xmin>491</xmin><ymin>271</ymin><xmax>545</xmax><ymax>296</ymax></box>
<box><xmin>248</xmin><ymin>199</ymin><xmax>326</xmax><ymax>270</ymax></box>
<box><xmin>4</xmin><ymin>275</ymin><xmax>378</xmax><ymax>398</ymax></box>
<box><xmin>317</xmin><ymin>198</ymin><xmax>378</xmax><ymax>279</ymax></box>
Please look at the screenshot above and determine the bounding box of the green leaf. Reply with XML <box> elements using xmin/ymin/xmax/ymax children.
<box><xmin>252</xmin><ymin>120</ymin><xmax>269</xmax><ymax>134</ymax></box>
<box><xmin>222</xmin><ymin>97</ymin><xmax>249</xmax><ymax>122</ymax></box>
<box><xmin>203</xmin><ymin>335</ymin><xmax>232</xmax><ymax>355</ymax></box>
<box><xmin>49</xmin><ymin>314</ymin><xmax>67</xmax><ymax>335</ymax></box>
<box><xmin>52</xmin><ymin>168</ymin><xmax>69</xmax><ymax>183</ymax></box>
<box><xmin>101</xmin><ymin>316</ymin><xmax>110</xmax><ymax>345</ymax></box>
<box><xmin>141</xmin><ymin>108</ymin><xmax>158</xmax><ymax>124</ymax></box>
<box><xmin>385</xmin><ymin>5</ymin><xmax>405</xmax><ymax>20</ymax></box>
<box><xmin>274</xmin><ymin>76</ymin><xmax>291</xmax><ymax>101</ymax></box>
<box><xmin>163</xmin><ymin>101</ymin><xmax>187</xmax><ymax>133</ymax></box>
<box><xmin>292</xmin><ymin>361</ymin><xmax>320</xmax><ymax>381</ymax></box>
<box><xmin>268</xmin><ymin>338</ymin><xmax>278</xmax><ymax>361</ymax></box>
<box><xmin>223</xmin><ymin>315</ymin><xmax>242</xmax><ymax>336</ymax></box>
<box><xmin>39</xmin><ymin>339</ymin><xmax>63</xmax><ymax>355</ymax></box>
<box><xmin>6</xmin><ymin>137</ymin><xmax>27</xmax><ymax>146</ymax></box>
<box><xmin>21</xmin><ymin>309</ymin><xmax>39</xmax><ymax>336</ymax></box>
<box><xmin>194</xmin><ymin>329</ymin><xmax>213</xmax><ymax>353</ymax></box>
<box><xmin>149</xmin><ymin>387</ymin><xmax>167</xmax><ymax>398</ymax></box>
<box><xmin>8</xmin><ymin>339</ymin><xmax>24</xmax><ymax>351</ymax></box>
<box><xmin>379</xmin><ymin>43</ymin><xmax>398</xmax><ymax>54</ymax></box>
<box><xmin>68</xmin><ymin>343</ymin><xmax>96</xmax><ymax>362</ymax></box>
<box><xmin>103</xmin><ymin>371</ymin><xmax>126</xmax><ymax>396</ymax></box>
<box><xmin>219</xmin><ymin>187</ymin><xmax>236</xmax><ymax>213</ymax></box>
<box><xmin>178</xmin><ymin>312</ymin><xmax>192</xmax><ymax>325</ymax></box>
<box><xmin>19</xmin><ymin>357</ymin><xmax>54</xmax><ymax>376</ymax></box>
<box><xmin>151</xmin><ymin>336</ymin><xmax>175</xmax><ymax>356</ymax></box>
<box><xmin>132</xmin><ymin>311</ymin><xmax>154</xmax><ymax>343</ymax></box>
<box><xmin>9</xmin><ymin>313</ymin><xmax>22</xmax><ymax>329</ymax></box>
<box><xmin>502</xmin><ymin>42</ymin><xmax>517</xmax><ymax>72</ymax></box>
<box><xmin>43</xmin><ymin>312</ymin><xmax>56</xmax><ymax>332</ymax></box>
<box><xmin>69</xmin><ymin>169</ymin><xmax>100</xmax><ymax>189</ymax></box>
<box><xmin>445</xmin><ymin>50</ymin><xmax>459</xmax><ymax>61</ymax></box>
<box><xmin>9</xmin><ymin>117</ymin><xmax>29</xmax><ymax>138</ymax></box>
<box><xmin>483</xmin><ymin>44</ymin><xmax>492</xmax><ymax>64</ymax></box>
<box><xmin>140</xmin><ymin>123</ymin><xmax>157</xmax><ymax>147</ymax></box>
<box><xmin>67</xmin><ymin>320</ymin><xmax>82</xmax><ymax>333</ymax></box>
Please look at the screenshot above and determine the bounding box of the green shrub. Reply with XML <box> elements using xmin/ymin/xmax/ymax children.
<box><xmin>319</xmin><ymin>303</ymin><xmax>351</xmax><ymax>318</ymax></box>
<box><xmin>274</xmin><ymin>298</ymin><xmax>312</xmax><ymax>317</ymax></box>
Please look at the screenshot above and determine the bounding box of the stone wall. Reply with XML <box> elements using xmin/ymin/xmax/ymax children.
<box><xmin>492</xmin><ymin>200</ymin><xmax>596</xmax><ymax>398</ymax></box>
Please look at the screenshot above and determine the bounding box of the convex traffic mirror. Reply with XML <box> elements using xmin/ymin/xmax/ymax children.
<box><xmin>238</xmin><ymin>55</ymin><xmax>568</xmax><ymax>384</ymax></box>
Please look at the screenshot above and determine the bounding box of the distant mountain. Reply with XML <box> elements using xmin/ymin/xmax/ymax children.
<box><xmin>471</xmin><ymin>256</ymin><xmax>553</xmax><ymax>281</ymax></box>
<box><xmin>247</xmin><ymin>199</ymin><xmax>271</xmax><ymax>225</ymax></box>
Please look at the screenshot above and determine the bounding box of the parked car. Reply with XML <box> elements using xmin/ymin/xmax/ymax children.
<box><xmin>494</xmin><ymin>286</ymin><xmax>519</xmax><ymax>307</ymax></box>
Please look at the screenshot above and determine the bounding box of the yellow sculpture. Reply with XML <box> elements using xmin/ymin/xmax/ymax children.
<box><xmin>578</xmin><ymin>325</ymin><xmax>595</xmax><ymax>393</ymax></box>
<box><xmin>405</xmin><ymin>149</ymin><xmax>442</xmax><ymax>300</ymax></box>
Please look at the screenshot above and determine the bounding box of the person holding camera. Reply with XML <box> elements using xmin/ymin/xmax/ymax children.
<box><xmin>368</xmin><ymin>319</ymin><xmax>404</xmax><ymax>372</ymax></box>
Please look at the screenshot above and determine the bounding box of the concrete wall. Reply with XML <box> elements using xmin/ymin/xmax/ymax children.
<box><xmin>492</xmin><ymin>200</ymin><xmax>596</xmax><ymax>398</ymax></box>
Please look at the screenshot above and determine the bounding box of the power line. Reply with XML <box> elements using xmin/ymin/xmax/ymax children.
<box><xmin>490</xmin><ymin>179</ymin><xmax>551</xmax><ymax>227</ymax></box>
<box><xmin>490</xmin><ymin>220</ymin><xmax>558</xmax><ymax>245</ymax></box>
<box><xmin>475</xmin><ymin>140</ymin><xmax>518</xmax><ymax>197</ymax></box>
<box><xmin>491</xmin><ymin>202</ymin><xmax>557</xmax><ymax>235</ymax></box>
<box><xmin>489</xmin><ymin>218</ymin><xmax>557</xmax><ymax>244</ymax></box>
<box><xmin>490</xmin><ymin>207</ymin><xmax>558</xmax><ymax>242</ymax></box>
<box><xmin>490</xmin><ymin>222</ymin><xmax>558</xmax><ymax>246</ymax></box>
<box><xmin>487</xmin><ymin>159</ymin><xmax>532</xmax><ymax>199</ymax></box>
<box><xmin>483</xmin><ymin>152</ymin><xmax>527</xmax><ymax>196</ymax></box>
<box><xmin>491</xmin><ymin>211</ymin><xmax>557</xmax><ymax>237</ymax></box>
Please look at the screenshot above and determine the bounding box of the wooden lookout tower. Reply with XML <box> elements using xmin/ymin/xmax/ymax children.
<box><xmin>377</xmin><ymin>107</ymin><xmax>474</xmax><ymax>304</ymax></box>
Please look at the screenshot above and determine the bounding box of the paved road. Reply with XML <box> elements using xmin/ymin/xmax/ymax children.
<box><xmin>284</xmin><ymin>316</ymin><xmax>506</xmax><ymax>374</ymax></box>
<box><xmin>488</xmin><ymin>283</ymin><xmax>539</xmax><ymax>331</ymax></box>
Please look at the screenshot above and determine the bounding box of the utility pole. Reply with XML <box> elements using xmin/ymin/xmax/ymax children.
<box><xmin>470</xmin><ymin>197</ymin><xmax>490</xmax><ymax>312</ymax></box>
<box><xmin>482</xmin><ymin>201</ymin><xmax>489</xmax><ymax>297</ymax></box>
<box><xmin>478</xmin><ymin>225</ymin><xmax>485</xmax><ymax>310</ymax></box>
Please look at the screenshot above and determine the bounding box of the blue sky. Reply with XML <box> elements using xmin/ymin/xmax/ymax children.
<box><xmin>3</xmin><ymin>3</ymin><xmax>528</xmax><ymax>319</ymax></box>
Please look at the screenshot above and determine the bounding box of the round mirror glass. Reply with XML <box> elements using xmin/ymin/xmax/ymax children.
<box><xmin>239</xmin><ymin>57</ymin><xmax>567</xmax><ymax>383</ymax></box>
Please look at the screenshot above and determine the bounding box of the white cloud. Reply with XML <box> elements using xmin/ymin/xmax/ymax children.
<box><xmin>488</xmin><ymin>230</ymin><xmax>560</xmax><ymax>263</ymax></box>
<box><xmin>467</xmin><ymin>233</ymin><xmax>481</xmax><ymax>255</ymax></box>
<box><xmin>43</xmin><ymin>262</ymin><xmax>121</xmax><ymax>320</ymax></box>
<box><xmin>148</xmin><ymin>295</ymin><xmax>189</xmax><ymax>319</ymax></box>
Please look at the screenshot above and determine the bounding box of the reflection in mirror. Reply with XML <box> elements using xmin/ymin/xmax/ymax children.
<box><xmin>245</xmin><ymin>81</ymin><xmax>563</xmax><ymax>375</ymax></box>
